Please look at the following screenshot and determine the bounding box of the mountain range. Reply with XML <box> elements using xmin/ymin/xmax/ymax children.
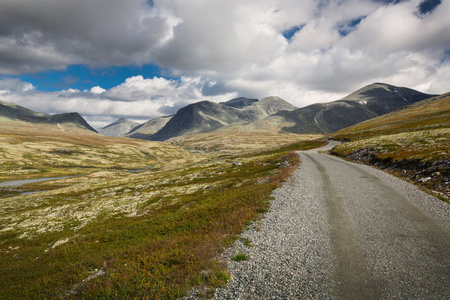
<box><xmin>0</xmin><ymin>83</ymin><xmax>437</xmax><ymax>141</ymax></box>
<box><xmin>120</xmin><ymin>83</ymin><xmax>435</xmax><ymax>140</ymax></box>
<box><xmin>148</xmin><ymin>96</ymin><xmax>297</xmax><ymax>141</ymax></box>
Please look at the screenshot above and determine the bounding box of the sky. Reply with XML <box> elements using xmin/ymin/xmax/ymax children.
<box><xmin>0</xmin><ymin>0</ymin><xmax>448</xmax><ymax>128</ymax></box>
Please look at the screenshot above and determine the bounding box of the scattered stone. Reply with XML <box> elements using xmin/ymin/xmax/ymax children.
<box><xmin>232</xmin><ymin>162</ymin><xmax>242</xmax><ymax>166</ymax></box>
<box><xmin>83</xmin><ymin>269</ymin><xmax>105</xmax><ymax>282</ymax></box>
<box><xmin>418</xmin><ymin>177</ymin><xmax>432</xmax><ymax>183</ymax></box>
<box><xmin>52</xmin><ymin>238</ymin><xmax>69</xmax><ymax>249</ymax></box>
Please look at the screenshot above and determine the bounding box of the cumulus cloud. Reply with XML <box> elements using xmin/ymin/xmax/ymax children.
<box><xmin>0</xmin><ymin>77</ymin><xmax>34</xmax><ymax>92</ymax></box>
<box><xmin>0</xmin><ymin>76</ymin><xmax>237</xmax><ymax>128</ymax></box>
<box><xmin>0</xmin><ymin>0</ymin><xmax>449</xmax><ymax>126</ymax></box>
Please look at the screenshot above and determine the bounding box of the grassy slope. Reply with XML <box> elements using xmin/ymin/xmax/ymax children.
<box><xmin>330</xmin><ymin>93</ymin><xmax>450</xmax><ymax>200</ymax></box>
<box><xmin>0</xmin><ymin>122</ymin><xmax>190</xmax><ymax>182</ymax></box>
<box><xmin>169</xmin><ymin>125</ymin><xmax>323</xmax><ymax>153</ymax></box>
<box><xmin>0</xmin><ymin>120</ymin><xmax>326</xmax><ymax>298</ymax></box>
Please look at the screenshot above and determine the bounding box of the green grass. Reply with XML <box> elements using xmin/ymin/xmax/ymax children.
<box><xmin>0</xmin><ymin>140</ymin><xmax>325</xmax><ymax>299</ymax></box>
<box><xmin>232</xmin><ymin>253</ymin><xmax>248</xmax><ymax>262</ymax></box>
<box><xmin>240</xmin><ymin>237</ymin><xmax>253</xmax><ymax>247</ymax></box>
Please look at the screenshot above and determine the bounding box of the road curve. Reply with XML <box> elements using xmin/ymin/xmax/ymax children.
<box><xmin>213</xmin><ymin>141</ymin><xmax>450</xmax><ymax>299</ymax></box>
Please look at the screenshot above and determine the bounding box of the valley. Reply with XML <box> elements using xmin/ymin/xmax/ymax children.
<box><xmin>0</xmin><ymin>100</ymin><xmax>323</xmax><ymax>298</ymax></box>
<box><xmin>0</xmin><ymin>82</ymin><xmax>448</xmax><ymax>299</ymax></box>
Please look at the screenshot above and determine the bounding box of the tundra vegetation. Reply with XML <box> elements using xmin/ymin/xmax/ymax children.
<box><xmin>0</xmin><ymin>121</ymin><xmax>325</xmax><ymax>299</ymax></box>
<box><xmin>330</xmin><ymin>93</ymin><xmax>450</xmax><ymax>201</ymax></box>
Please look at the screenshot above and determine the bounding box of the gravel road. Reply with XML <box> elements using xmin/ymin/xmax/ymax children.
<box><xmin>213</xmin><ymin>141</ymin><xmax>450</xmax><ymax>299</ymax></box>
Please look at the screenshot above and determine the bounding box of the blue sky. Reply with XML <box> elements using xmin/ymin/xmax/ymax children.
<box><xmin>0</xmin><ymin>0</ymin><xmax>448</xmax><ymax>128</ymax></box>
<box><xmin>8</xmin><ymin>64</ymin><xmax>167</xmax><ymax>92</ymax></box>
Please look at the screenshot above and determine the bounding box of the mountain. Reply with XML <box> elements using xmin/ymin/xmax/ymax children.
<box><xmin>271</xmin><ymin>83</ymin><xmax>436</xmax><ymax>134</ymax></box>
<box><xmin>331</xmin><ymin>92</ymin><xmax>450</xmax><ymax>139</ymax></box>
<box><xmin>97</xmin><ymin>118</ymin><xmax>140</xmax><ymax>137</ymax></box>
<box><xmin>148</xmin><ymin>96</ymin><xmax>297</xmax><ymax>141</ymax></box>
<box><xmin>0</xmin><ymin>99</ymin><xmax>47</xmax><ymax>121</ymax></box>
<box><xmin>0</xmin><ymin>99</ymin><xmax>97</xmax><ymax>133</ymax></box>
<box><xmin>220</xmin><ymin>97</ymin><xmax>258</xmax><ymax>108</ymax></box>
<box><xmin>125</xmin><ymin>116</ymin><xmax>173</xmax><ymax>139</ymax></box>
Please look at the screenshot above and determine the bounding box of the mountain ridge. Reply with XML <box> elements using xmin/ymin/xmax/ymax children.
<box><xmin>97</xmin><ymin>118</ymin><xmax>140</xmax><ymax>137</ymax></box>
<box><xmin>125</xmin><ymin>116</ymin><xmax>173</xmax><ymax>140</ymax></box>
<box><xmin>0</xmin><ymin>100</ymin><xmax>97</xmax><ymax>133</ymax></box>
<box><xmin>148</xmin><ymin>96</ymin><xmax>297</xmax><ymax>141</ymax></box>
<box><xmin>271</xmin><ymin>83</ymin><xmax>436</xmax><ymax>134</ymax></box>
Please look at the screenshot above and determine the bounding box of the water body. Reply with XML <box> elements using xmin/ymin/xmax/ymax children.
<box><xmin>0</xmin><ymin>176</ymin><xmax>72</xmax><ymax>187</ymax></box>
<box><xmin>20</xmin><ymin>191</ymin><xmax>42</xmax><ymax>196</ymax></box>
<box><xmin>129</xmin><ymin>166</ymin><xmax>153</xmax><ymax>173</ymax></box>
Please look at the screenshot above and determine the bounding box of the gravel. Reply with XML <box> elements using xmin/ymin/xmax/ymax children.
<box><xmin>213</xmin><ymin>142</ymin><xmax>450</xmax><ymax>299</ymax></box>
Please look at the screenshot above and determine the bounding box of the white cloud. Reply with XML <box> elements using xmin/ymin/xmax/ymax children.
<box><xmin>0</xmin><ymin>76</ymin><xmax>237</xmax><ymax>128</ymax></box>
<box><xmin>90</xmin><ymin>86</ymin><xmax>106</xmax><ymax>94</ymax></box>
<box><xmin>0</xmin><ymin>0</ymin><xmax>449</xmax><ymax>126</ymax></box>
<box><xmin>0</xmin><ymin>78</ymin><xmax>35</xmax><ymax>92</ymax></box>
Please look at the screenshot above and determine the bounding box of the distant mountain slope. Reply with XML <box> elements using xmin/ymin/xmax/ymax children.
<box><xmin>0</xmin><ymin>100</ymin><xmax>97</xmax><ymax>133</ymax></box>
<box><xmin>332</xmin><ymin>92</ymin><xmax>450</xmax><ymax>139</ymax></box>
<box><xmin>126</xmin><ymin>116</ymin><xmax>173</xmax><ymax>140</ymax></box>
<box><xmin>220</xmin><ymin>97</ymin><xmax>258</xmax><ymax>108</ymax></box>
<box><xmin>273</xmin><ymin>83</ymin><xmax>436</xmax><ymax>134</ymax></box>
<box><xmin>97</xmin><ymin>118</ymin><xmax>140</xmax><ymax>137</ymax></box>
<box><xmin>149</xmin><ymin>96</ymin><xmax>297</xmax><ymax>141</ymax></box>
<box><xmin>0</xmin><ymin>99</ymin><xmax>47</xmax><ymax>121</ymax></box>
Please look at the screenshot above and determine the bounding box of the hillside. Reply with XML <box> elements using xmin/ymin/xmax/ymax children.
<box><xmin>271</xmin><ymin>83</ymin><xmax>435</xmax><ymax>134</ymax></box>
<box><xmin>330</xmin><ymin>92</ymin><xmax>450</xmax><ymax>200</ymax></box>
<box><xmin>0</xmin><ymin>120</ymin><xmax>191</xmax><ymax>183</ymax></box>
<box><xmin>149</xmin><ymin>96</ymin><xmax>297</xmax><ymax>141</ymax></box>
<box><xmin>0</xmin><ymin>99</ymin><xmax>97</xmax><ymax>133</ymax></box>
<box><xmin>97</xmin><ymin>118</ymin><xmax>140</xmax><ymax>137</ymax></box>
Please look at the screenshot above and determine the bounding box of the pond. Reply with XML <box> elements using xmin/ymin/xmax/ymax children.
<box><xmin>0</xmin><ymin>176</ymin><xmax>72</xmax><ymax>187</ymax></box>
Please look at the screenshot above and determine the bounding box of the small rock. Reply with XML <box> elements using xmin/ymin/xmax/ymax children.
<box><xmin>232</xmin><ymin>162</ymin><xmax>242</xmax><ymax>166</ymax></box>
<box><xmin>133</xmin><ymin>192</ymin><xmax>141</xmax><ymax>196</ymax></box>
<box><xmin>418</xmin><ymin>177</ymin><xmax>432</xmax><ymax>183</ymax></box>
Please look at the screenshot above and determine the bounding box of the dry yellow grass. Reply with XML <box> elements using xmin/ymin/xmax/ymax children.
<box><xmin>169</xmin><ymin>125</ymin><xmax>323</xmax><ymax>153</ymax></box>
<box><xmin>0</xmin><ymin>122</ymin><xmax>195</xmax><ymax>181</ymax></box>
